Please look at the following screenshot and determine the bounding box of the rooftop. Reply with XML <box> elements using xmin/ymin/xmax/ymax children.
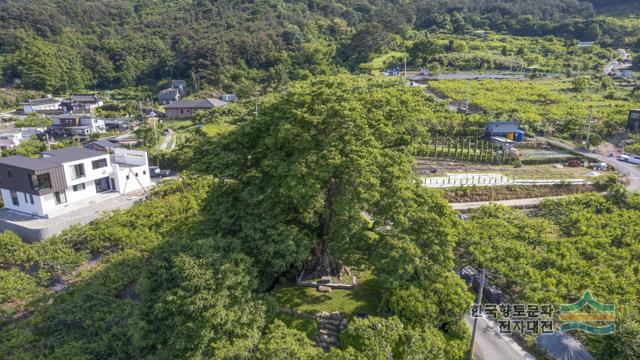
<box><xmin>164</xmin><ymin>98</ymin><xmax>228</xmax><ymax>109</ymax></box>
<box><xmin>159</xmin><ymin>88</ymin><xmax>179</xmax><ymax>96</ymax></box>
<box><xmin>0</xmin><ymin>155</ymin><xmax>60</xmax><ymax>171</ymax></box>
<box><xmin>41</xmin><ymin>147</ymin><xmax>108</xmax><ymax>163</ymax></box>
<box><xmin>25</xmin><ymin>98</ymin><xmax>61</xmax><ymax>106</ymax></box>
<box><xmin>88</xmin><ymin>139</ymin><xmax>122</xmax><ymax>149</ymax></box>
<box><xmin>536</xmin><ymin>333</ymin><xmax>594</xmax><ymax>360</ymax></box>
<box><xmin>70</xmin><ymin>94</ymin><xmax>101</xmax><ymax>102</ymax></box>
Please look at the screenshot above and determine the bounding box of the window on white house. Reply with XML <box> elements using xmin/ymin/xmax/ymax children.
<box><xmin>71</xmin><ymin>164</ymin><xmax>85</xmax><ymax>179</ymax></box>
<box><xmin>54</xmin><ymin>191</ymin><xmax>67</xmax><ymax>205</ymax></box>
<box><xmin>29</xmin><ymin>194</ymin><xmax>34</xmax><ymax>204</ymax></box>
<box><xmin>10</xmin><ymin>190</ymin><xmax>19</xmax><ymax>206</ymax></box>
<box><xmin>92</xmin><ymin>158</ymin><xmax>108</xmax><ymax>169</ymax></box>
<box><xmin>72</xmin><ymin>183</ymin><xmax>86</xmax><ymax>192</ymax></box>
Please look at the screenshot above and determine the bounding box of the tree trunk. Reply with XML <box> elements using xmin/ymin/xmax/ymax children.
<box><xmin>304</xmin><ymin>179</ymin><xmax>343</xmax><ymax>279</ymax></box>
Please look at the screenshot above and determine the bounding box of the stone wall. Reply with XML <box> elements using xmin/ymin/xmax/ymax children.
<box><xmin>316</xmin><ymin>311</ymin><xmax>348</xmax><ymax>352</ymax></box>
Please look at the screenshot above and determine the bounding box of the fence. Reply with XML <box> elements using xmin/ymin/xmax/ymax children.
<box><xmin>422</xmin><ymin>174</ymin><xmax>586</xmax><ymax>188</ymax></box>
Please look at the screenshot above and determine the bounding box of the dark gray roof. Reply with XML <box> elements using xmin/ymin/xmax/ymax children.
<box><xmin>164</xmin><ymin>98</ymin><xmax>228</xmax><ymax>109</ymax></box>
<box><xmin>0</xmin><ymin>155</ymin><xmax>60</xmax><ymax>171</ymax></box>
<box><xmin>536</xmin><ymin>333</ymin><xmax>594</xmax><ymax>360</ymax></box>
<box><xmin>41</xmin><ymin>147</ymin><xmax>107</xmax><ymax>163</ymax></box>
<box><xmin>207</xmin><ymin>98</ymin><xmax>229</xmax><ymax>107</ymax></box>
<box><xmin>87</xmin><ymin>139</ymin><xmax>122</xmax><ymax>149</ymax></box>
<box><xmin>158</xmin><ymin>88</ymin><xmax>179</xmax><ymax>99</ymax></box>
<box><xmin>27</xmin><ymin>98</ymin><xmax>61</xmax><ymax>106</ymax></box>
<box><xmin>70</xmin><ymin>94</ymin><xmax>100</xmax><ymax>103</ymax></box>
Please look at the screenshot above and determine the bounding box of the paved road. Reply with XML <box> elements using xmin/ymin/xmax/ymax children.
<box><xmin>541</xmin><ymin>137</ymin><xmax>640</xmax><ymax>191</ymax></box>
<box><xmin>464</xmin><ymin>316</ymin><xmax>536</xmax><ymax>360</ymax></box>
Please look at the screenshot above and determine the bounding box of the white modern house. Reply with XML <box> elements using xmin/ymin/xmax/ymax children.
<box><xmin>49</xmin><ymin>115</ymin><xmax>106</xmax><ymax>138</ymax></box>
<box><xmin>21</xmin><ymin>97</ymin><xmax>62</xmax><ymax>114</ymax></box>
<box><xmin>0</xmin><ymin>132</ymin><xmax>23</xmax><ymax>151</ymax></box>
<box><xmin>0</xmin><ymin>147</ymin><xmax>151</xmax><ymax>218</ymax></box>
<box><xmin>0</xmin><ymin>128</ymin><xmax>46</xmax><ymax>151</ymax></box>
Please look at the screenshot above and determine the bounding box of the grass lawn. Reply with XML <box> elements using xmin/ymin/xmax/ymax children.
<box><xmin>271</xmin><ymin>270</ymin><xmax>384</xmax><ymax>316</ymax></box>
<box><xmin>202</xmin><ymin>122</ymin><xmax>234</xmax><ymax>137</ymax></box>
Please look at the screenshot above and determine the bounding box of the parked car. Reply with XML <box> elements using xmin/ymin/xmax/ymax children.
<box><xmin>619</xmin><ymin>154</ymin><xmax>640</xmax><ymax>164</ymax></box>
<box><xmin>149</xmin><ymin>166</ymin><xmax>172</xmax><ymax>178</ymax></box>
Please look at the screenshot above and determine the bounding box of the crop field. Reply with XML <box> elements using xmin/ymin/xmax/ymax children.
<box><xmin>417</xmin><ymin>159</ymin><xmax>602</xmax><ymax>181</ymax></box>
<box><xmin>519</xmin><ymin>149</ymin><xmax>574</xmax><ymax>160</ymax></box>
<box><xmin>428</xmin><ymin>33</ymin><xmax>615</xmax><ymax>73</ymax></box>
<box><xmin>428</xmin><ymin>79</ymin><xmax>640</xmax><ymax>138</ymax></box>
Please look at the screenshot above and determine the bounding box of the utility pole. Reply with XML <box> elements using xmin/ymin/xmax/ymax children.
<box><xmin>469</xmin><ymin>269</ymin><xmax>486</xmax><ymax>360</ymax></box>
<box><xmin>585</xmin><ymin>107</ymin><xmax>593</xmax><ymax>151</ymax></box>
<box><xmin>152</xmin><ymin>117</ymin><xmax>160</xmax><ymax>167</ymax></box>
<box><xmin>44</xmin><ymin>133</ymin><xmax>51</xmax><ymax>151</ymax></box>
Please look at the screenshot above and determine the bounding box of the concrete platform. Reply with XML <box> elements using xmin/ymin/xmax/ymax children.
<box><xmin>0</xmin><ymin>191</ymin><xmax>146</xmax><ymax>242</ymax></box>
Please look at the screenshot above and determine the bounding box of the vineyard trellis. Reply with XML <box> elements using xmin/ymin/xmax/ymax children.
<box><xmin>418</xmin><ymin>134</ymin><xmax>513</xmax><ymax>164</ymax></box>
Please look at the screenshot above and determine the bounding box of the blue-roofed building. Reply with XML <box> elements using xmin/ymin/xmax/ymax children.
<box><xmin>486</xmin><ymin>121</ymin><xmax>521</xmax><ymax>141</ymax></box>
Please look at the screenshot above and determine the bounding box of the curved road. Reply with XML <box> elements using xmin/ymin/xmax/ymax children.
<box><xmin>541</xmin><ymin>137</ymin><xmax>640</xmax><ymax>192</ymax></box>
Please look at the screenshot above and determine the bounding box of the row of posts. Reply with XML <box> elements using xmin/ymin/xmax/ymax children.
<box><xmin>424</xmin><ymin>175</ymin><xmax>509</xmax><ymax>187</ymax></box>
<box><xmin>419</xmin><ymin>136</ymin><xmax>511</xmax><ymax>164</ymax></box>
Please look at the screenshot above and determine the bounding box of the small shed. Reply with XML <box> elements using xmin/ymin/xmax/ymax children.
<box><xmin>486</xmin><ymin>121</ymin><xmax>520</xmax><ymax>140</ymax></box>
<box><xmin>536</xmin><ymin>333</ymin><xmax>594</xmax><ymax>360</ymax></box>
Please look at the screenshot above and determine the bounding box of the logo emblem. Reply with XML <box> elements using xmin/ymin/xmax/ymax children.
<box><xmin>558</xmin><ymin>291</ymin><xmax>615</xmax><ymax>334</ymax></box>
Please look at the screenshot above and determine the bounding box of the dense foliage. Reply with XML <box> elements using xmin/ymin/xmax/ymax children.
<box><xmin>0</xmin><ymin>77</ymin><xmax>474</xmax><ymax>359</ymax></box>
<box><xmin>1</xmin><ymin>0</ymin><xmax>640</xmax><ymax>93</ymax></box>
<box><xmin>457</xmin><ymin>190</ymin><xmax>640</xmax><ymax>359</ymax></box>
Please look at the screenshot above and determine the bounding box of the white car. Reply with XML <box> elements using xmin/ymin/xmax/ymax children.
<box><xmin>619</xmin><ymin>154</ymin><xmax>640</xmax><ymax>165</ymax></box>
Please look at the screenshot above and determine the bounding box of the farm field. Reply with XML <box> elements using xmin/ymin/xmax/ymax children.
<box><xmin>417</xmin><ymin>159</ymin><xmax>604</xmax><ymax>181</ymax></box>
<box><xmin>428</xmin><ymin>79</ymin><xmax>640</xmax><ymax>139</ymax></box>
<box><xmin>427</xmin><ymin>33</ymin><xmax>615</xmax><ymax>74</ymax></box>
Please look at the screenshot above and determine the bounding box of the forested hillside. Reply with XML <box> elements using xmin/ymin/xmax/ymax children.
<box><xmin>1</xmin><ymin>0</ymin><xmax>639</xmax><ymax>94</ymax></box>
<box><xmin>1</xmin><ymin>1</ymin><xmax>640</xmax><ymax>359</ymax></box>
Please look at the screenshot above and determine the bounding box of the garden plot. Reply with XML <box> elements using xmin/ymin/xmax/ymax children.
<box><xmin>519</xmin><ymin>149</ymin><xmax>574</xmax><ymax>161</ymax></box>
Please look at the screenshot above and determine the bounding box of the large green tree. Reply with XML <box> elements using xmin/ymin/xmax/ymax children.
<box><xmin>194</xmin><ymin>75</ymin><xmax>456</xmax><ymax>285</ymax></box>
